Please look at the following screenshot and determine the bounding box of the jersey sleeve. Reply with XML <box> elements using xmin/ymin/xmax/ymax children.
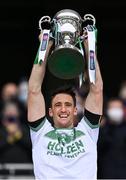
<box><xmin>29</xmin><ymin>117</ymin><xmax>53</xmax><ymax>147</ymax></box>
<box><xmin>84</xmin><ymin>109</ymin><xmax>102</xmax><ymax>129</ymax></box>
<box><xmin>28</xmin><ymin>116</ymin><xmax>46</xmax><ymax>132</ymax></box>
<box><xmin>77</xmin><ymin>109</ymin><xmax>102</xmax><ymax>143</ymax></box>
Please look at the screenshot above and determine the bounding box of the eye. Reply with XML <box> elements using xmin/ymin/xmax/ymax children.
<box><xmin>54</xmin><ymin>103</ymin><xmax>61</xmax><ymax>107</ymax></box>
<box><xmin>65</xmin><ymin>102</ymin><xmax>72</xmax><ymax>107</ymax></box>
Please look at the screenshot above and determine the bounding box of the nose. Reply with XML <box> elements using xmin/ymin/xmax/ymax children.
<box><xmin>61</xmin><ymin>105</ymin><xmax>67</xmax><ymax>112</ymax></box>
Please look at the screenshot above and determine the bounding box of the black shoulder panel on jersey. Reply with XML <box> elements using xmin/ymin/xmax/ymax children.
<box><xmin>84</xmin><ymin>109</ymin><xmax>102</xmax><ymax>125</ymax></box>
<box><xmin>28</xmin><ymin>116</ymin><xmax>45</xmax><ymax>128</ymax></box>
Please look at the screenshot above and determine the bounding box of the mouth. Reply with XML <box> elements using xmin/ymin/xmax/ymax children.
<box><xmin>59</xmin><ymin>114</ymin><xmax>68</xmax><ymax>119</ymax></box>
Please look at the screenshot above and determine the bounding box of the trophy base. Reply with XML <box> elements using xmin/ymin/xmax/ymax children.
<box><xmin>48</xmin><ymin>46</ymin><xmax>84</xmax><ymax>79</ymax></box>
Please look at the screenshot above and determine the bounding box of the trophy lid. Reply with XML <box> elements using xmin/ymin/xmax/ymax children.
<box><xmin>53</xmin><ymin>9</ymin><xmax>83</xmax><ymax>22</ymax></box>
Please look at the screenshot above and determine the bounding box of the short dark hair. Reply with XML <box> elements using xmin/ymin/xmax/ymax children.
<box><xmin>50</xmin><ymin>85</ymin><xmax>76</xmax><ymax>107</ymax></box>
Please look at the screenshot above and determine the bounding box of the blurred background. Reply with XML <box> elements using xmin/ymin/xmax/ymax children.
<box><xmin>0</xmin><ymin>0</ymin><xmax>126</xmax><ymax>179</ymax></box>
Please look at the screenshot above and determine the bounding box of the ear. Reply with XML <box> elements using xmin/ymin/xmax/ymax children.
<box><xmin>49</xmin><ymin>108</ymin><xmax>53</xmax><ymax>117</ymax></box>
<box><xmin>74</xmin><ymin>107</ymin><xmax>78</xmax><ymax>116</ymax></box>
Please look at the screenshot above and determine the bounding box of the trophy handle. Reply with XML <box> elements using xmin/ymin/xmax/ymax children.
<box><xmin>38</xmin><ymin>16</ymin><xmax>51</xmax><ymax>63</ymax></box>
<box><xmin>39</xmin><ymin>16</ymin><xmax>51</xmax><ymax>30</ymax></box>
<box><xmin>83</xmin><ymin>14</ymin><xmax>96</xmax><ymax>26</ymax></box>
<box><xmin>82</xmin><ymin>14</ymin><xmax>97</xmax><ymax>84</ymax></box>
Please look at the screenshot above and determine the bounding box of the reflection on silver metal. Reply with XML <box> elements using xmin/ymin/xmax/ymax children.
<box><xmin>49</xmin><ymin>9</ymin><xmax>84</xmax><ymax>79</ymax></box>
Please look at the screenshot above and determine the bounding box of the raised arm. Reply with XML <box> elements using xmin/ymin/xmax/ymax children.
<box><xmin>84</xmin><ymin>41</ymin><xmax>103</xmax><ymax>115</ymax></box>
<box><xmin>27</xmin><ymin>35</ymin><xmax>53</xmax><ymax>122</ymax></box>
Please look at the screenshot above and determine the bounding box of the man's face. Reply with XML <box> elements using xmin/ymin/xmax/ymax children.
<box><xmin>49</xmin><ymin>93</ymin><xmax>77</xmax><ymax>128</ymax></box>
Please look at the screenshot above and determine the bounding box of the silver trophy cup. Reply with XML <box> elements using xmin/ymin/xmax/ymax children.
<box><xmin>47</xmin><ymin>9</ymin><xmax>85</xmax><ymax>79</ymax></box>
<box><xmin>39</xmin><ymin>9</ymin><xmax>96</xmax><ymax>81</ymax></box>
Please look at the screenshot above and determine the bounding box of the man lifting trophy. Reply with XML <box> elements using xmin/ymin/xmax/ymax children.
<box><xmin>28</xmin><ymin>9</ymin><xmax>103</xmax><ymax>180</ymax></box>
<box><xmin>38</xmin><ymin>9</ymin><xmax>97</xmax><ymax>84</ymax></box>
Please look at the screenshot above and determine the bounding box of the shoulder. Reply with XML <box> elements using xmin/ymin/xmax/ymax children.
<box><xmin>83</xmin><ymin>109</ymin><xmax>102</xmax><ymax>129</ymax></box>
<box><xmin>28</xmin><ymin>116</ymin><xmax>53</xmax><ymax>131</ymax></box>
